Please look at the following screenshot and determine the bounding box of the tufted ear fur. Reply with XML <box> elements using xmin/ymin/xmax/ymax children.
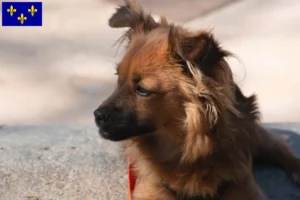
<box><xmin>109</xmin><ymin>0</ymin><xmax>158</xmax><ymax>33</ymax></box>
<box><xmin>169</xmin><ymin>26</ymin><xmax>232</xmax><ymax>81</ymax></box>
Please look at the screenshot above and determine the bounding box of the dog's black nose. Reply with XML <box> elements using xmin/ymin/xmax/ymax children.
<box><xmin>94</xmin><ymin>108</ymin><xmax>109</xmax><ymax>122</ymax></box>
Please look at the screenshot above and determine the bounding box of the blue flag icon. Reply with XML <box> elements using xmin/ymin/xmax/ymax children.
<box><xmin>2</xmin><ymin>2</ymin><xmax>42</xmax><ymax>26</ymax></box>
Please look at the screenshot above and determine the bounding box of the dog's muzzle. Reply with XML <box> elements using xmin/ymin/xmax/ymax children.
<box><xmin>93</xmin><ymin>105</ymin><xmax>156</xmax><ymax>141</ymax></box>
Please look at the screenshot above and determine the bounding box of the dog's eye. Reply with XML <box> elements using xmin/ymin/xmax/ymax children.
<box><xmin>135</xmin><ymin>85</ymin><xmax>152</xmax><ymax>96</ymax></box>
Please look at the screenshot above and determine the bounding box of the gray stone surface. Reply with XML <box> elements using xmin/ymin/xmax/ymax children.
<box><xmin>0</xmin><ymin>126</ymin><xmax>127</xmax><ymax>200</ymax></box>
<box><xmin>1</xmin><ymin>124</ymin><xmax>300</xmax><ymax>199</ymax></box>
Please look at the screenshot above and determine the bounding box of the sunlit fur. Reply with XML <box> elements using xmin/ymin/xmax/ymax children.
<box><xmin>95</xmin><ymin>0</ymin><xmax>300</xmax><ymax>199</ymax></box>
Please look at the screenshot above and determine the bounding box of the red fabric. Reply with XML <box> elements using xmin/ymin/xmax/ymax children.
<box><xmin>128</xmin><ymin>159</ymin><xmax>137</xmax><ymax>200</ymax></box>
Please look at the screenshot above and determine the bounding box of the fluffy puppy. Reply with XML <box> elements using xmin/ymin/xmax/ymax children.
<box><xmin>94</xmin><ymin>0</ymin><xmax>300</xmax><ymax>199</ymax></box>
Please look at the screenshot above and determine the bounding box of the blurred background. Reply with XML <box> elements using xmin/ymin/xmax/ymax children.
<box><xmin>0</xmin><ymin>0</ymin><xmax>299</xmax><ymax>125</ymax></box>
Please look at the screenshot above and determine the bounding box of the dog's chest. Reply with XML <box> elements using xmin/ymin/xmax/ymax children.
<box><xmin>159</xmin><ymin>167</ymin><xmax>228</xmax><ymax>200</ymax></box>
<box><xmin>163</xmin><ymin>181</ymin><xmax>226</xmax><ymax>200</ymax></box>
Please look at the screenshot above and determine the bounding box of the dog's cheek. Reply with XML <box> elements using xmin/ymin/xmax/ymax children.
<box><xmin>164</xmin><ymin>92</ymin><xmax>185</xmax><ymax>116</ymax></box>
<box><xmin>135</xmin><ymin>95</ymin><xmax>163</xmax><ymax>123</ymax></box>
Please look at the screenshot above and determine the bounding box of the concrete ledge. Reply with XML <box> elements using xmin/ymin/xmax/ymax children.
<box><xmin>1</xmin><ymin>124</ymin><xmax>300</xmax><ymax>199</ymax></box>
<box><xmin>0</xmin><ymin>126</ymin><xmax>127</xmax><ymax>200</ymax></box>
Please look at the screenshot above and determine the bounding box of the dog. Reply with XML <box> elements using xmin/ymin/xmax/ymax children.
<box><xmin>94</xmin><ymin>0</ymin><xmax>300</xmax><ymax>199</ymax></box>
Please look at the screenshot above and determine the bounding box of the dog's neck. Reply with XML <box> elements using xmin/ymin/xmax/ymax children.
<box><xmin>124</xmin><ymin>132</ymin><xmax>227</xmax><ymax>198</ymax></box>
<box><xmin>132</xmin><ymin>133</ymin><xmax>182</xmax><ymax>162</ymax></box>
<box><xmin>127</xmin><ymin>129</ymin><xmax>215</xmax><ymax>165</ymax></box>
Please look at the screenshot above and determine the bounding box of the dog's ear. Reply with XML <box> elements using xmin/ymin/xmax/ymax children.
<box><xmin>109</xmin><ymin>0</ymin><xmax>158</xmax><ymax>32</ymax></box>
<box><xmin>169</xmin><ymin>26</ymin><xmax>231</xmax><ymax>79</ymax></box>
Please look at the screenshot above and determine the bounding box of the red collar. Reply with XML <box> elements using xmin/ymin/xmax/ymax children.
<box><xmin>128</xmin><ymin>159</ymin><xmax>137</xmax><ymax>200</ymax></box>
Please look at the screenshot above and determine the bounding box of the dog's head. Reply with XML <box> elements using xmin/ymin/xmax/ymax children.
<box><xmin>94</xmin><ymin>0</ymin><xmax>240</xmax><ymax>154</ymax></box>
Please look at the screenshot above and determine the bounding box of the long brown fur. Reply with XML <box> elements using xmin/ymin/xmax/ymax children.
<box><xmin>96</xmin><ymin>1</ymin><xmax>300</xmax><ymax>199</ymax></box>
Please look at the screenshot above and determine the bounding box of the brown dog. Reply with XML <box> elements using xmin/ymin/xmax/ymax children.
<box><xmin>94</xmin><ymin>0</ymin><xmax>300</xmax><ymax>199</ymax></box>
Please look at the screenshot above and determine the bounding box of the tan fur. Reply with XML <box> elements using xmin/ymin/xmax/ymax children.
<box><xmin>101</xmin><ymin>1</ymin><xmax>300</xmax><ymax>199</ymax></box>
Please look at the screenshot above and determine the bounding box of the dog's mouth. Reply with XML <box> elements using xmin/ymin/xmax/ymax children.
<box><xmin>94</xmin><ymin>120</ymin><xmax>119</xmax><ymax>141</ymax></box>
<box><xmin>95</xmin><ymin>119</ymin><xmax>156</xmax><ymax>142</ymax></box>
<box><xmin>97</xmin><ymin>125</ymin><xmax>130</xmax><ymax>141</ymax></box>
<box><xmin>99</xmin><ymin>129</ymin><xmax>110</xmax><ymax>138</ymax></box>
<box><xmin>99</xmin><ymin>130</ymin><xmax>129</xmax><ymax>141</ymax></box>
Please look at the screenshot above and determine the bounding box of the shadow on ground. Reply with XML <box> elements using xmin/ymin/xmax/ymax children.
<box><xmin>254</xmin><ymin>128</ymin><xmax>300</xmax><ymax>199</ymax></box>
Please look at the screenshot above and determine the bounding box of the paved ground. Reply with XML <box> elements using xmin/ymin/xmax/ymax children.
<box><xmin>0</xmin><ymin>0</ymin><xmax>299</xmax><ymax>124</ymax></box>
<box><xmin>1</xmin><ymin>124</ymin><xmax>300</xmax><ymax>200</ymax></box>
<box><xmin>0</xmin><ymin>125</ymin><xmax>127</xmax><ymax>200</ymax></box>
